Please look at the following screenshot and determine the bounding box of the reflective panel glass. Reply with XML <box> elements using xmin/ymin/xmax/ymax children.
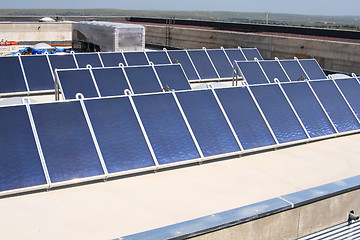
<box><xmin>92</xmin><ymin>68</ymin><xmax>130</xmax><ymax>97</ymax></box>
<box><xmin>99</xmin><ymin>52</ymin><xmax>126</xmax><ymax>67</ymax></box>
<box><xmin>280</xmin><ymin>60</ymin><xmax>307</xmax><ymax>81</ymax></box>
<box><xmin>206</xmin><ymin>49</ymin><xmax>234</xmax><ymax>78</ymax></box>
<box><xmin>124</xmin><ymin>66</ymin><xmax>162</xmax><ymax>94</ymax></box>
<box><xmin>259</xmin><ymin>60</ymin><xmax>290</xmax><ymax>83</ymax></box>
<box><xmin>299</xmin><ymin>59</ymin><xmax>327</xmax><ymax>80</ymax></box>
<box><xmin>236</xmin><ymin>61</ymin><xmax>269</xmax><ymax>85</ymax></box>
<box><xmin>154</xmin><ymin>64</ymin><xmax>191</xmax><ymax>91</ymax></box>
<box><xmin>48</xmin><ymin>54</ymin><xmax>77</xmax><ymax>72</ymax></box>
<box><xmin>335</xmin><ymin>78</ymin><xmax>360</xmax><ymax>119</ymax></box>
<box><xmin>242</xmin><ymin>48</ymin><xmax>263</xmax><ymax>60</ymax></box>
<box><xmin>75</xmin><ymin>53</ymin><xmax>103</xmax><ymax>68</ymax></box>
<box><xmin>21</xmin><ymin>55</ymin><xmax>54</xmax><ymax>91</ymax></box>
<box><xmin>187</xmin><ymin>50</ymin><xmax>218</xmax><ymax>79</ymax></box>
<box><xmin>167</xmin><ymin>50</ymin><xmax>199</xmax><ymax>80</ymax></box>
<box><xmin>145</xmin><ymin>51</ymin><xmax>171</xmax><ymax>64</ymax></box>
<box><xmin>0</xmin><ymin>56</ymin><xmax>27</xmax><ymax>93</ymax></box>
<box><xmin>123</xmin><ymin>52</ymin><xmax>149</xmax><ymax>66</ymax></box>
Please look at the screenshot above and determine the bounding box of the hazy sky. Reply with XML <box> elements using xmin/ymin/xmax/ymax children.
<box><xmin>2</xmin><ymin>0</ymin><xmax>360</xmax><ymax>16</ymax></box>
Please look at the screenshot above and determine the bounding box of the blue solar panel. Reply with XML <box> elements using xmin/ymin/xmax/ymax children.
<box><xmin>123</xmin><ymin>52</ymin><xmax>149</xmax><ymax>66</ymax></box>
<box><xmin>281</xmin><ymin>82</ymin><xmax>336</xmax><ymax>137</ymax></box>
<box><xmin>48</xmin><ymin>54</ymin><xmax>77</xmax><ymax>72</ymax></box>
<box><xmin>0</xmin><ymin>56</ymin><xmax>27</xmax><ymax>93</ymax></box>
<box><xmin>145</xmin><ymin>51</ymin><xmax>171</xmax><ymax>64</ymax></box>
<box><xmin>206</xmin><ymin>49</ymin><xmax>234</xmax><ymax>79</ymax></box>
<box><xmin>280</xmin><ymin>60</ymin><xmax>307</xmax><ymax>81</ymax></box>
<box><xmin>242</xmin><ymin>48</ymin><xmax>263</xmax><ymax>60</ymax></box>
<box><xmin>176</xmin><ymin>90</ymin><xmax>240</xmax><ymax>156</ymax></box>
<box><xmin>299</xmin><ymin>59</ymin><xmax>327</xmax><ymax>80</ymax></box>
<box><xmin>335</xmin><ymin>78</ymin><xmax>360</xmax><ymax>119</ymax></box>
<box><xmin>133</xmin><ymin>93</ymin><xmax>200</xmax><ymax>164</ymax></box>
<box><xmin>75</xmin><ymin>53</ymin><xmax>103</xmax><ymax>68</ymax></box>
<box><xmin>31</xmin><ymin>101</ymin><xmax>104</xmax><ymax>183</ymax></box>
<box><xmin>187</xmin><ymin>50</ymin><xmax>218</xmax><ymax>79</ymax></box>
<box><xmin>215</xmin><ymin>87</ymin><xmax>276</xmax><ymax>149</ymax></box>
<box><xmin>124</xmin><ymin>66</ymin><xmax>162</xmax><ymax>94</ymax></box>
<box><xmin>91</xmin><ymin>68</ymin><xmax>130</xmax><ymax>97</ymax></box>
<box><xmin>154</xmin><ymin>64</ymin><xmax>191</xmax><ymax>91</ymax></box>
<box><xmin>310</xmin><ymin>80</ymin><xmax>360</xmax><ymax>132</ymax></box>
<box><xmin>84</xmin><ymin>97</ymin><xmax>155</xmax><ymax>173</ymax></box>
<box><xmin>259</xmin><ymin>60</ymin><xmax>290</xmax><ymax>83</ymax></box>
<box><xmin>224</xmin><ymin>49</ymin><xmax>246</xmax><ymax>64</ymax></box>
<box><xmin>99</xmin><ymin>52</ymin><xmax>127</xmax><ymax>67</ymax></box>
<box><xmin>57</xmin><ymin>69</ymin><xmax>98</xmax><ymax>99</ymax></box>
<box><xmin>167</xmin><ymin>50</ymin><xmax>199</xmax><ymax>81</ymax></box>
<box><xmin>236</xmin><ymin>61</ymin><xmax>269</xmax><ymax>85</ymax></box>
<box><xmin>0</xmin><ymin>105</ymin><xmax>47</xmax><ymax>192</ymax></box>
<box><xmin>21</xmin><ymin>55</ymin><xmax>54</xmax><ymax>91</ymax></box>
<box><xmin>251</xmin><ymin>84</ymin><xmax>308</xmax><ymax>143</ymax></box>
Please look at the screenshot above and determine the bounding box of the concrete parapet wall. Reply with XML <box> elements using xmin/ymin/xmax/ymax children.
<box><xmin>144</xmin><ymin>25</ymin><xmax>360</xmax><ymax>74</ymax></box>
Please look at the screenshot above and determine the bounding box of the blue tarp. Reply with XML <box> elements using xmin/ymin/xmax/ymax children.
<box><xmin>12</xmin><ymin>47</ymin><xmax>72</xmax><ymax>55</ymax></box>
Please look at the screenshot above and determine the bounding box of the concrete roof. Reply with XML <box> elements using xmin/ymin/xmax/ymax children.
<box><xmin>1</xmin><ymin>132</ymin><xmax>360</xmax><ymax>239</ymax></box>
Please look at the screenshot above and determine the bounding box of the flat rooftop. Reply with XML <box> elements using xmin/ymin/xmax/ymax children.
<box><xmin>1</xmin><ymin>132</ymin><xmax>360</xmax><ymax>239</ymax></box>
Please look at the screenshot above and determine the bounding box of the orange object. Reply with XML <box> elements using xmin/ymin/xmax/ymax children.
<box><xmin>0</xmin><ymin>41</ymin><xmax>19</xmax><ymax>46</ymax></box>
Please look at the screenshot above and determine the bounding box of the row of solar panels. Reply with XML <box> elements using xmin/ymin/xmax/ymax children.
<box><xmin>0</xmin><ymin>47</ymin><xmax>262</xmax><ymax>95</ymax></box>
<box><xmin>235</xmin><ymin>58</ymin><xmax>328</xmax><ymax>85</ymax></box>
<box><xmin>2</xmin><ymin>77</ymin><xmax>360</xmax><ymax>196</ymax></box>
<box><xmin>56</xmin><ymin>64</ymin><xmax>191</xmax><ymax>100</ymax></box>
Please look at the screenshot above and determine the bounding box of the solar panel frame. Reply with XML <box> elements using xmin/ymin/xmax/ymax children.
<box><xmin>224</xmin><ymin>48</ymin><xmax>246</xmax><ymax>64</ymax></box>
<box><xmin>0</xmin><ymin>55</ymin><xmax>28</xmax><ymax>94</ymax></box>
<box><xmin>242</xmin><ymin>48</ymin><xmax>264</xmax><ymax>61</ymax></box>
<box><xmin>167</xmin><ymin>50</ymin><xmax>200</xmax><ymax>81</ymax></box>
<box><xmin>259</xmin><ymin>60</ymin><xmax>291</xmax><ymax>83</ymax></box>
<box><xmin>334</xmin><ymin>78</ymin><xmax>360</xmax><ymax>119</ymax></box>
<box><xmin>187</xmin><ymin>49</ymin><xmax>220</xmax><ymax>80</ymax></box>
<box><xmin>279</xmin><ymin>59</ymin><xmax>308</xmax><ymax>81</ymax></box>
<box><xmin>235</xmin><ymin>61</ymin><xmax>270</xmax><ymax>85</ymax></box>
<box><xmin>74</xmin><ymin>53</ymin><xmax>103</xmax><ymax>68</ymax></box>
<box><xmin>145</xmin><ymin>51</ymin><xmax>172</xmax><ymax>65</ymax></box>
<box><xmin>48</xmin><ymin>54</ymin><xmax>78</xmax><ymax>73</ymax></box>
<box><xmin>124</xmin><ymin>65</ymin><xmax>163</xmax><ymax>94</ymax></box>
<box><xmin>123</xmin><ymin>51</ymin><xmax>150</xmax><ymax>66</ymax></box>
<box><xmin>99</xmin><ymin>52</ymin><xmax>127</xmax><ymax>67</ymax></box>
<box><xmin>298</xmin><ymin>59</ymin><xmax>327</xmax><ymax>80</ymax></box>
<box><xmin>206</xmin><ymin>48</ymin><xmax>234</xmax><ymax>79</ymax></box>
<box><xmin>153</xmin><ymin>64</ymin><xmax>191</xmax><ymax>91</ymax></box>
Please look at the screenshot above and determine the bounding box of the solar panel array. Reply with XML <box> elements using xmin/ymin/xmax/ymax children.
<box><xmin>2</xmin><ymin>75</ymin><xmax>360</xmax><ymax>196</ymax></box>
<box><xmin>0</xmin><ymin>47</ymin><xmax>262</xmax><ymax>96</ymax></box>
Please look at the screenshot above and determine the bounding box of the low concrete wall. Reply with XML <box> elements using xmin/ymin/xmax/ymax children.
<box><xmin>144</xmin><ymin>25</ymin><xmax>360</xmax><ymax>74</ymax></box>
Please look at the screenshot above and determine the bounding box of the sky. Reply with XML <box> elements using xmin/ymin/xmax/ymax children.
<box><xmin>2</xmin><ymin>0</ymin><xmax>360</xmax><ymax>16</ymax></box>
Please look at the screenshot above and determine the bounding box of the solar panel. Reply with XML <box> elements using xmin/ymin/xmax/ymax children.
<box><xmin>176</xmin><ymin>90</ymin><xmax>240</xmax><ymax>156</ymax></box>
<box><xmin>133</xmin><ymin>93</ymin><xmax>200</xmax><ymax>164</ymax></box>
<box><xmin>0</xmin><ymin>105</ymin><xmax>47</xmax><ymax>192</ymax></box>
<box><xmin>20</xmin><ymin>55</ymin><xmax>54</xmax><ymax>91</ymax></box>
<box><xmin>215</xmin><ymin>87</ymin><xmax>276</xmax><ymax>150</ymax></box>
<box><xmin>123</xmin><ymin>51</ymin><xmax>149</xmax><ymax>66</ymax></box>
<box><xmin>299</xmin><ymin>59</ymin><xmax>327</xmax><ymax>80</ymax></box>
<box><xmin>251</xmin><ymin>84</ymin><xmax>308</xmax><ymax>143</ymax></box>
<box><xmin>279</xmin><ymin>60</ymin><xmax>307</xmax><ymax>81</ymax></box>
<box><xmin>75</xmin><ymin>53</ymin><xmax>103</xmax><ymax>68</ymax></box>
<box><xmin>334</xmin><ymin>78</ymin><xmax>360</xmax><ymax>119</ymax></box>
<box><xmin>145</xmin><ymin>51</ymin><xmax>171</xmax><ymax>64</ymax></box>
<box><xmin>0</xmin><ymin>56</ymin><xmax>27</xmax><ymax>93</ymax></box>
<box><xmin>57</xmin><ymin>69</ymin><xmax>98</xmax><ymax>99</ymax></box>
<box><xmin>206</xmin><ymin>49</ymin><xmax>234</xmax><ymax>79</ymax></box>
<box><xmin>124</xmin><ymin>66</ymin><xmax>162</xmax><ymax>94</ymax></box>
<box><xmin>187</xmin><ymin>50</ymin><xmax>219</xmax><ymax>79</ymax></box>
<box><xmin>30</xmin><ymin>101</ymin><xmax>104</xmax><ymax>183</ymax></box>
<box><xmin>84</xmin><ymin>97</ymin><xmax>155</xmax><ymax>173</ymax></box>
<box><xmin>154</xmin><ymin>64</ymin><xmax>191</xmax><ymax>91</ymax></box>
<box><xmin>310</xmin><ymin>80</ymin><xmax>360</xmax><ymax>132</ymax></box>
<box><xmin>167</xmin><ymin>50</ymin><xmax>199</xmax><ymax>81</ymax></box>
<box><xmin>259</xmin><ymin>60</ymin><xmax>290</xmax><ymax>83</ymax></box>
<box><xmin>99</xmin><ymin>52</ymin><xmax>127</xmax><ymax>67</ymax></box>
<box><xmin>281</xmin><ymin>82</ymin><xmax>336</xmax><ymax>137</ymax></box>
<box><xmin>48</xmin><ymin>54</ymin><xmax>77</xmax><ymax>73</ymax></box>
<box><xmin>224</xmin><ymin>49</ymin><xmax>246</xmax><ymax>64</ymax></box>
<box><xmin>235</xmin><ymin>61</ymin><xmax>269</xmax><ymax>85</ymax></box>
<box><xmin>242</xmin><ymin>48</ymin><xmax>264</xmax><ymax>61</ymax></box>
<box><xmin>91</xmin><ymin>68</ymin><xmax>130</xmax><ymax>97</ymax></box>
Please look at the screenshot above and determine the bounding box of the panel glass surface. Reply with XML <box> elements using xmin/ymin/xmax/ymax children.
<box><xmin>124</xmin><ymin>66</ymin><xmax>162</xmax><ymax>94</ymax></box>
<box><xmin>206</xmin><ymin>49</ymin><xmax>234</xmax><ymax>78</ymax></box>
<box><xmin>57</xmin><ymin>69</ymin><xmax>98</xmax><ymax>99</ymax></box>
<box><xmin>21</xmin><ymin>55</ymin><xmax>54</xmax><ymax>91</ymax></box>
<box><xmin>84</xmin><ymin>97</ymin><xmax>155</xmax><ymax>173</ymax></box>
<box><xmin>299</xmin><ymin>59</ymin><xmax>327</xmax><ymax>80</ymax></box>
<box><xmin>75</xmin><ymin>53</ymin><xmax>103</xmax><ymax>68</ymax></box>
<box><xmin>123</xmin><ymin>52</ymin><xmax>149</xmax><ymax>66</ymax></box>
<box><xmin>282</xmin><ymin>82</ymin><xmax>336</xmax><ymax>137</ymax></box>
<box><xmin>310</xmin><ymin>80</ymin><xmax>360</xmax><ymax>132</ymax></box>
<box><xmin>48</xmin><ymin>54</ymin><xmax>77</xmax><ymax>72</ymax></box>
<box><xmin>224</xmin><ymin>49</ymin><xmax>246</xmax><ymax>63</ymax></box>
<box><xmin>91</xmin><ymin>68</ymin><xmax>130</xmax><ymax>97</ymax></box>
<box><xmin>236</xmin><ymin>61</ymin><xmax>269</xmax><ymax>85</ymax></box>
<box><xmin>99</xmin><ymin>52</ymin><xmax>126</xmax><ymax>67</ymax></box>
<box><xmin>251</xmin><ymin>84</ymin><xmax>308</xmax><ymax>143</ymax></box>
<box><xmin>335</xmin><ymin>78</ymin><xmax>360</xmax><ymax>119</ymax></box>
<box><xmin>133</xmin><ymin>93</ymin><xmax>200</xmax><ymax>164</ymax></box>
<box><xmin>154</xmin><ymin>65</ymin><xmax>191</xmax><ymax>91</ymax></box>
<box><xmin>176</xmin><ymin>90</ymin><xmax>240</xmax><ymax>156</ymax></box>
<box><xmin>167</xmin><ymin>50</ymin><xmax>199</xmax><ymax>80</ymax></box>
<box><xmin>145</xmin><ymin>51</ymin><xmax>171</xmax><ymax>64</ymax></box>
<box><xmin>242</xmin><ymin>48</ymin><xmax>263</xmax><ymax>60</ymax></box>
<box><xmin>31</xmin><ymin>101</ymin><xmax>104</xmax><ymax>183</ymax></box>
<box><xmin>187</xmin><ymin>50</ymin><xmax>218</xmax><ymax>79</ymax></box>
<box><xmin>215</xmin><ymin>87</ymin><xmax>276</xmax><ymax>149</ymax></box>
<box><xmin>0</xmin><ymin>56</ymin><xmax>27</xmax><ymax>93</ymax></box>
<box><xmin>259</xmin><ymin>60</ymin><xmax>290</xmax><ymax>83</ymax></box>
<box><xmin>0</xmin><ymin>105</ymin><xmax>46</xmax><ymax>192</ymax></box>
<box><xmin>280</xmin><ymin>60</ymin><xmax>307</xmax><ymax>81</ymax></box>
